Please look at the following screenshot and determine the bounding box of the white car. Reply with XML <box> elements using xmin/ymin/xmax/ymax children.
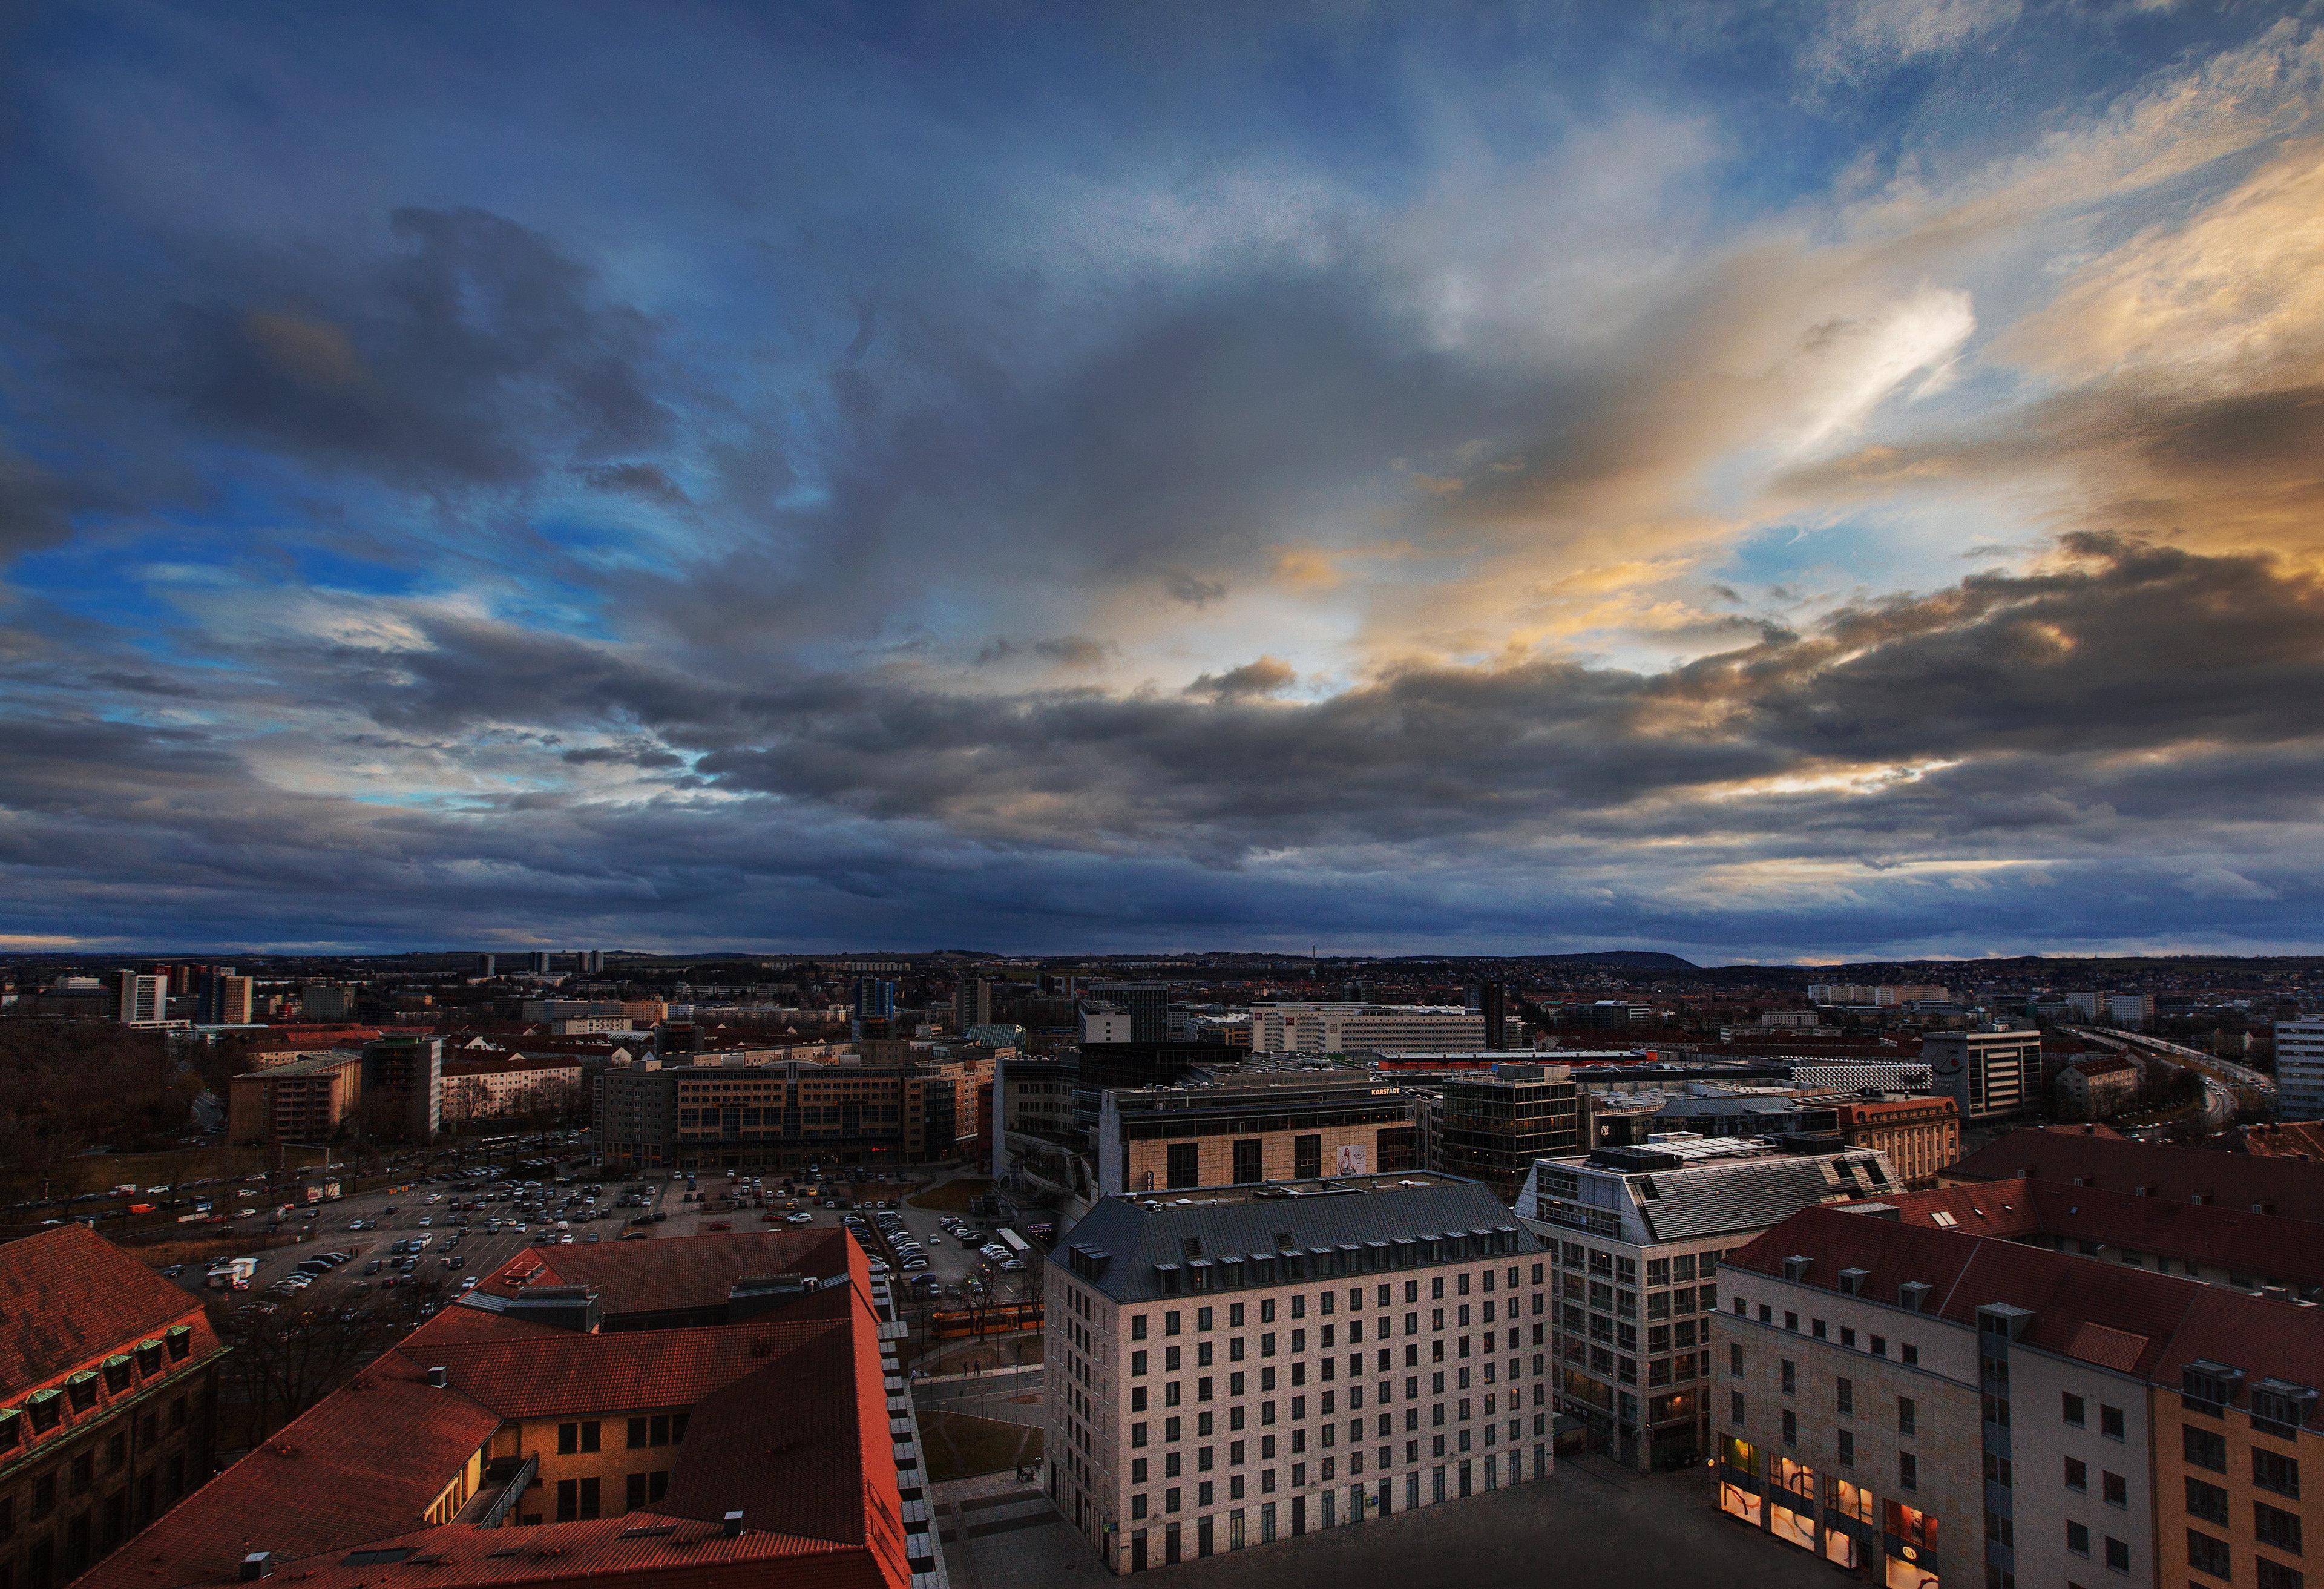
<box><xmin>786</xmin><ymin>1212</ymin><xmax>813</xmax><ymax>1225</ymax></box>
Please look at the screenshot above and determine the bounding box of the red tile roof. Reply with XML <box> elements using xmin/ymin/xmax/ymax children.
<box><xmin>0</xmin><ymin>1225</ymin><xmax>214</xmax><ymax>1398</ymax></box>
<box><xmin>2237</xmin><ymin>1120</ymin><xmax>2324</xmax><ymax>1162</ymax></box>
<box><xmin>79</xmin><ymin>1234</ymin><xmax>910</xmax><ymax>1589</ymax></box>
<box><xmin>1877</xmin><ymin>1179</ymin><xmax>2324</xmax><ymax>1288</ymax></box>
<box><xmin>1948</xmin><ymin>1126</ymin><xmax>2324</xmax><ymax>1222</ymax></box>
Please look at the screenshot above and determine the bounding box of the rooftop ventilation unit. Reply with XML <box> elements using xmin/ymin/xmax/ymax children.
<box><xmin>1897</xmin><ymin>1280</ymin><xmax>1932</xmax><ymax>1311</ymax></box>
<box><xmin>240</xmin><ymin>1554</ymin><xmax>272</xmax><ymax>1581</ymax></box>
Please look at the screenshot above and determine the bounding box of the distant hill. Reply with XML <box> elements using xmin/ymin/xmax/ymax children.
<box><xmin>1531</xmin><ymin>950</ymin><xmax>1697</xmax><ymax>970</ymax></box>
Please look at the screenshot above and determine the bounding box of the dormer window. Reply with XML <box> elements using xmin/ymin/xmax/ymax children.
<box><xmin>2182</xmin><ymin>1360</ymin><xmax>2245</xmax><ymax>1418</ymax></box>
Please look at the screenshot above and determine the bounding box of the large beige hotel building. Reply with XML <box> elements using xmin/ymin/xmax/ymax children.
<box><xmin>1045</xmin><ymin>1173</ymin><xmax>1552</xmax><ymax>1572</ymax></box>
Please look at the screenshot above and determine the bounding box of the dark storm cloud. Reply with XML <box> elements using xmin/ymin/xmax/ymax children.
<box><xmin>130</xmin><ymin>208</ymin><xmax>672</xmax><ymax>495</ymax></box>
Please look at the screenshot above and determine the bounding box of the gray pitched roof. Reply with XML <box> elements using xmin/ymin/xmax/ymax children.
<box><xmin>1053</xmin><ymin>1174</ymin><xmax>1540</xmax><ymax>1304</ymax></box>
<box><xmin>1634</xmin><ymin>1151</ymin><xmax>1898</xmax><ymax>1242</ymax></box>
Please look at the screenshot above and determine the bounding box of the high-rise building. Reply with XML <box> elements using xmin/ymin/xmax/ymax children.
<box><xmin>300</xmin><ymin>982</ymin><xmax>358</xmax><ymax>1021</ymax></box>
<box><xmin>854</xmin><ymin>977</ymin><xmax>897</xmax><ymax>1026</ymax></box>
<box><xmin>359</xmin><ymin>1034</ymin><xmax>443</xmax><ymax>1139</ymax></box>
<box><xmin>577</xmin><ymin>949</ymin><xmax>605</xmax><ymax>974</ymax></box>
<box><xmin>116</xmin><ymin>970</ymin><xmax>168</xmax><ymax>1025</ymax></box>
<box><xmin>476</xmin><ymin>952</ymin><xmax>497</xmax><ymax>976</ymax></box>
<box><xmin>1466</xmin><ymin>981</ymin><xmax>1511</xmax><ymax>1049</ymax></box>
<box><xmin>1045</xmin><ymin>1173</ymin><xmax>1552</xmax><ymax>1573</ymax></box>
<box><xmin>2276</xmin><ymin>1016</ymin><xmax>2324</xmax><ymax>1122</ymax></box>
<box><xmin>1920</xmin><ymin>1027</ymin><xmax>2041</xmax><ymax>1125</ymax></box>
<box><xmin>954</xmin><ymin>976</ymin><xmax>993</xmax><ymax>1033</ymax></box>
<box><xmin>1249</xmin><ymin>1004</ymin><xmax>1495</xmax><ymax>1054</ymax></box>
<box><xmin>195</xmin><ymin>969</ymin><xmax>253</xmax><ymax>1025</ymax></box>
<box><xmin>1090</xmin><ymin>982</ymin><xmax>1171</xmax><ymax>1044</ymax></box>
<box><xmin>527</xmin><ymin>950</ymin><xmax>553</xmax><ymax>975</ymax></box>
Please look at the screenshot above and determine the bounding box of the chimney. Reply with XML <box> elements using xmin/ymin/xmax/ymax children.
<box><xmin>427</xmin><ymin>1366</ymin><xmax>448</xmax><ymax>1389</ymax></box>
<box><xmin>241</xmin><ymin>1554</ymin><xmax>273</xmax><ymax>1581</ymax></box>
<box><xmin>723</xmin><ymin>1510</ymin><xmax>745</xmax><ymax>1538</ymax></box>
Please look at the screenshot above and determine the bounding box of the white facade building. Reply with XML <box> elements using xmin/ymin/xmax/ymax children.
<box><xmin>1046</xmin><ymin>1173</ymin><xmax>1551</xmax><ymax>1573</ymax></box>
<box><xmin>2276</xmin><ymin>1017</ymin><xmax>2324</xmax><ymax>1122</ymax></box>
<box><xmin>1249</xmin><ymin>1004</ymin><xmax>1509</xmax><ymax>1055</ymax></box>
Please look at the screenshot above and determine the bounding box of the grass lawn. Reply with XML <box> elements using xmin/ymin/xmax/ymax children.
<box><xmin>907</xmin><ymin>1176</ymin><xmax>993</xmax><ymax>1213</ymax></box>
<box><xmin>921</xmin><ymin>1410</ymin><xmax>1044</xmax><ymax>1482</ymax></box>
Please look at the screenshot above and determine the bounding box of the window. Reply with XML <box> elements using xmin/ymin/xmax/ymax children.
<box><xmin>2188</xmin><ymin>1530</ymin><xmax>2232</xmax><ymax>1582</ymax></box>
<box><xmin>1731</xmin><ymin>1392</ymin><xmax>1745</xmax><ymax>1426</ymax></box>
<box><xmin>1899</xmin><ymin>1453</ymin><xmax>1917</xmax><ymax>1493</ymax></box>
<box><xmin>2103</xmin><ymin>1471</ymin><xmax>2126</xmax><ymax>1510</ymax></box>
<box><xmin>579</xmin><ymin>1421</ymin><xmax>599</xmax><ymax>1453</ymax></box>
<box><xmin>2106</xmin><ymin>1537</ymin><xmax>2130</xmax><ymax>1574</ymax></box>
<box><xmin>2256</xmin><ymin>1561</ymin><xmax>2302</xmax><ymax>1589</ymax></box>
<box><xmin>1730</xmin><ymin>1343</ymin><xmax>1744</xmax><ymax>1378</ymax></box>
<box><xmin>2254</xmin><ymin>1449</ymin><xmax>2301</xmax><ymax>1501</ymax></box>
<box><xmin>558</xmin><ymin>1423</ymin><xmax>579</xmax><ymax>1455</ymax></box>
<box><xmin>2188</xmin><ymin>1479</ymin><xmax>2231</xmax><ymax>1525</ymax></box>
<box><xmin>1899</xmin><ymin>1397</ymin><xmax>1917</xmax><ymax>1437</ymax></box>
<box><xmin>2255</xmin><ymin>1501</ymin><xmax>2302</xmax><ymax>1556</ymax></box>
<box><xmin>1838</xmin><ymin>1429</ymin><xmax>1854</xmax><ymax>1467</ymax></box>
<box><xmin>1781</xmin><ymin>1360</ymin><xmax>1796</xmax><ymax>1395</ymax></box>
<box><xmin>1837</xmin><ymin>1377</ymin><xmax>1853</xmax><ymax>1416</ymax></box>
<box><xmin>2101</xmin><ymin>1404</ymin><xmax>2124</xmax><ymax>1441</ymax></box>
<box><xmin>1902</xmin><ymin>1344</ymin><xmax>1919</xmax><ymax>1366</ymax></box>
<box><xmin>2066</xmin><ymin>1458</ymin><xmax>2087</xmax><ymax>1492</ymax></box>
<box><xmin>2069</xmin><ymin>1521</ymin><xmax>2090</xmax><ymax>1558</ymax></box>
<box><xmin>1167</xmin><ymin>1142</ymin><xmax>1200</xmax><ymax>1188</ymax></box>
<box><xmin>1871</xmin><ymin>1335</ymin><xmax>1886</xmax><ymax>1357</ymax></box>
<box><xmin>2186</xmin><ymin>1426</ymin><xmax>2229</xmax><ymax>1474</ymax></box>
<box><xmin>2064</xmin><ymin>1393</ymin><xmax>2087</xmax><ymax>1427</ymax></box>
<box><xmin>1782</xmin><ymin>1410</ymin><xmax>1797</xmax><ymax>1447</ymax></box>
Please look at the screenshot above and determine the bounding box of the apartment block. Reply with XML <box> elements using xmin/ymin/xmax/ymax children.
<box><xmin>1517</xmin><ymin>1134</ymin><xmax>1905</xmax><ymax>1471</ymax></box>
<box><xmin>595</xmin><ymin>1054</ymin><xmax>987</xmax><ymax>1173</ymax></box>
<box><xmin>1045</xmin><ymin>1173</ymin><xmax>1551</xmax><ymax>1573</ymax></box>
<box><xmin>1923</xmin><ymin>1030</ymin><xmax>2043</xmax><ymax>1127</ymax></box>
<box><xmin>1247</xmin><ymin>1005</ymin><xmax>1511</xmax><ymax>1056</ymax></box>
<box><xmin>0</xmin><ymin>1228</ymin><xmax>227</xmax><ymax>1589</ymax></box>
<box><xmin>227</xmin><ymin>1051</ymin><xmax>364</xmax><ymax>1144</ymax></box>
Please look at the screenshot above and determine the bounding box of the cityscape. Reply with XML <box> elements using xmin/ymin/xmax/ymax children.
<box><xmin>5</xmin><ymin>7</ymin><xmax>2324</xmax><ymax>1589</ymax></box>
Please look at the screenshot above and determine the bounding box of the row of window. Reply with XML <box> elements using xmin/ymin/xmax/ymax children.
<box><xmin>1128</xmin><ymin>1271</ymin><xmax>1544</xmax><ymax>1340</ymax></box>
<box><xmin>1742</xmin><ymin>1298</ymin><xmax>1920</xmax><ymax>1364</ymax></box>
<box><xmin>2182</xmin><ymin>1426</ymin><xmax>2303</xmax><ymax>1499</ymax></box>
<box><xmin>1129</xmin><ymin>1370</ymin><xmax>1546</xmax><ymax>1445</ymax></box>
<box><xmin>553</xmin><ymin>1412</ymin><xmax>690</xmax><ymax>1455</ymax></box>
<box><xmin>1124</xmin><ymin>1419</ymin><xmax>1549</xmax><ymax>1518</ymax></box>
<box><xmin>1131</xmin><ymin>1308</ymin><xmax>1537</xmax><ymax>1372</ymax></box>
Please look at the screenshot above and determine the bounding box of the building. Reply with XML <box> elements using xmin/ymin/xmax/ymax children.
<box><xmin>1429</xmin><ymin>1065</ymin><xmax>1580</xmax><ymax>1203</ymax></box>
<box><xmin>1249</xmin><ymin>1005</ymin><xmax>1506</xmax><ymax>1056</ymax></box>
<box><xmin>955</xmin><ymin>978</ymin><xmax>994</xmax><ymax>1034</ymax></box>
<box><xmin>2109</xmin><ymin>993</ymin><xmax>2156</xmax><ymax>1029</ymax></box>
<box><xmin>228</xmin><ymin>1051</ymin><xmax>365</xmax><ymax>1144</ymax></box>
<box><xmin>1715</xmin><ymin>1197</ymin><xmax>2324</xmax><ymax>1589</ymax></box>
<box><xmin>0</xmin><ymin>1227</ymin><xmax>228</xmax><ymax>1589</ymax></box>
<box><xmin>1946</xmin><ymin>1126</ymin><xmax>2324</xmax><ymax>1223</ymax></box>
<box><xmin>1085</xmin><ymin>1009</ymin><xmax>1135</xmax><ymax>1045</ymax></box>
<box><xmin>1557</xmin><ymin>1001</ymin><xmax>1655</xmax><ymax>1031</ymax></box>
<box><xmin>1831</xmin><ymin>1095</ymin><xmax>1960</xmax><ymax>1189</ymax></box>
<box><xmin>525</xmin><ymin>951</ymin><xmax>551</xmax><ymax>976</ymax></box>
<box><xmin>2237</xmin><ymin>1120</ymin><xmax>2324</xmax><ymax>1160</ymax></box>
<box><xmin>361</xmin><ymin>1033</ymin><xmax>444</xmax><ymax>1140</ymax></box>
<box><xmin>115</xmin><ymin>972</ymin><xmax>167</xmax><ymax>1027</ymax></box>
<box><xmin>1516</xmin><ymin>1136</ymin><xmax>1905</xmax><ymax>1471</ymax></box>
<box><xmin>475</xmin><ymin>953</ymin><xmax>496</xmax><ymax>977</ymax></box>
<box><xmin>852</xmin><ymin>978</ymin><xmax>896</xmax><ymax>1027</ymax></box>
<box><xmin>1095</xmin><ymin>1075</ymin><xmax>1423</xmax><ymax>1197</ymax></box>
<box><xmin>1808</xmin><ymin>984</ymin><xmax>1953</xmax><ymax>1007</ymax></box>
<box><xmin>2276</xmin><ymin>1018</ymin><xmax>2324</xmax><ymax>1122</ymax></box>
<box><xmin>1088</xmin><ymin>984</ymin><xmax>1172</xmax><ymax>1046</ymax></box>
<box><xmin>1045</xmin><ymin>1173</ymin><xmax>1551</xmax><ymax>1573</ymax></box>
<box><xmin>594</xmin><ymin>1054</ymin><xmax>987</xmax><ymax>1173</ymax></box>
<box><xmin>1921</xmin><ymin>1028</ymin><xmax>2041</xmax><ymax>1127</ymax></box>
<box><xmin>194</xmin><ymin>972</ymin><xmax>252</xmax><ymax>1027</ymax></box>
<box><xmin>578</xmin><ymin>949</ymin><xmax>605</xmax><ymax>974</ymax></box>
<box><xmin>440</xmin><ymin>1056</ymin><xmax>587</xmax><ymax>1124</ymax></box>
<box><xmin>2058</xmin><ymin>1054</ymin><xmax>2142</xmax><ymax>1120</ymax></box>
<box><xmin>300</xmin><ymin>982</ymin><xmax>358</xmax><ymax>1021</ymax></box>
<box><xmin>80</xmin><ymin>1231</ymin><xmax>945</xmax><ymax>1589</ymax></box>
<box><xmin>1465</xmin><ymin>984</ymin><xmax>1510</xmax><ymax>1050</ymax></box>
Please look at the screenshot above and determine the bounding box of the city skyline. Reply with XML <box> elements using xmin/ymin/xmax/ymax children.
<box><xmin>3</xmin><ymin>4</ymin><xmax>2322</xmax><ymax>960</ymax></box>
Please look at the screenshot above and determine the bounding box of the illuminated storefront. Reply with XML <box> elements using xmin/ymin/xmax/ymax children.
<box><xmin>1768</xmin><ymin>1456</ymin><xmax>1817</xmax><ymax>1551</ymax></box>
<box><xmin>1883</xmin><ymin>1499</ymin><xmax>1940</xmax><ymax>1589</ymax></box>
<box><xmin>1717</xmin><ymin>1435</ymin><xmax>1764</xmax><ymax>1527</ymax></box>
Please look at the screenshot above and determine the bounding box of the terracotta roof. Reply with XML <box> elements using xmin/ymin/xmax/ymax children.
<box><xmin>2237</xmin><ymin>1120</ymin><xmax>2324</xmax><ymax>1162</ymax></box>
<box><xmin>2067</xmin><ymin>1056</ymin><xmax>2139</xmax><ymax>1079</ymax></box>
<box><xmin>80</xmin><ymin>1234</ymin><xmax>909</xmax><ymax>1589</ymax></box>
<box><xmin>0</xmin><ymin>1225</ymin><xmax>215</xmax><ymax>1397</ymax></box>
<box><xmin>1877</xmin><ymin>1180</ymin><xmax>2324</xmax><ymax>1288</ymax></box>
<box><xmin>1948</xmin><ymin>1126</ymin><xmax>2324</xmax><ymax>1221</ymax></box>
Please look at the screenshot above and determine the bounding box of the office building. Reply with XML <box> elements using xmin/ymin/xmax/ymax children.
<box><xmin>1517</xmin><ymin>1136</ymin><xmax>1904</xmax><ymax>1471</ymax></box>
<box><xmin>0</xmin><ymin>1227</ymin><xmax>227</xmax><ymax>1589</ymax></box>
<box><xmin>2276</xmin><ymin>1017</ymin><xmax>2324</xmax><ymax>1122</ymax></box>
<box><xmin>1046</xmin><ymin>1173</ymin><xmax>1551</xmax><ymax>1573</ymax></box>
<box><xmin>1716</xmin><ymin>1197</ymin><xmax>2324</xmax><ymax>1589</ymax></box>
<box><xmin>1095</xmin><ymin>1074</ymin><xmax>1423</xmax><ymax>1196</ymax></box>
<box><xmin>1831</xmin><ymin>1095</ymin><xmax>1959</xmax><ymax>1189</ymax></box>
<box><xmin>853</xmin><ymin>978</ymin><xmax>897</xmax><ymax>1026</ymax></box>
<box><xmin>1430</xmin><ymin>1065</ymin><xmax>1581</xmax><ymax>1202</ymax></box>
<box><xmin>1466</xmin><ymin>983</ymin><xmax>1510</xmax><ymax>1050</ymax></box>
<box><xmin>83</xmin><ymin>1231</ymin><xmax>945</xmax><ymax>1589</ymax></box>
<box><xmin>115</xmin><ymin>972</ymin><xmax>168</xmax><ymax>1027</ymax></box>
<box><xmin>1920</xmin><ymin>1028</ymin><xmax>2041</xmax><ymax>1127</ymax></box>
<box><xmin>594</xmin><ymin>1054</ymin><xmax>986</xmax><ymax>1173</ymax></box>
<box><xmin>1560</xmin><ymin>1001</ymin><xmax>1655</xmax><ymax>1031</ymax></box>
<box><xmin>956</xmin><ymin>976</ymin><xmax>994</xmax><ymax>1033</ymax></box>
<box><xmin>228</xmin><ymin>1051</ymin><xmax>365</xmax><ymax>1144</ymax></box>
<box><xmin>361</xmin><ymin>1033</ymin><xmax>444</xmax><ymax>1139</ymax></box>
<box><xmin>1249</xmin><ymin>1005</ymin><xmax>1506</xmax><ymax>1056</ymax></box>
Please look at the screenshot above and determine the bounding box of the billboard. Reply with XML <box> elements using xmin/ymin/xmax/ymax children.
<box><xmin>1335</xmin><ymin>1143</ymin><xmax>1368</xmax><ymax>1175</ymax></box>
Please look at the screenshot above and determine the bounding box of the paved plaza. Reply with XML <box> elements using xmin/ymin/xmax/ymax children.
<box><xmin>937</xmin><ymin>1454</ymin><xmax>1836</xmax><ymax>1589</ymax></box>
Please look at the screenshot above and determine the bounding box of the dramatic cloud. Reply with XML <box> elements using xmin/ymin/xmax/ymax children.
<box><xmin>1</xmin><ymin>5</ymin><xmax>2320</xmax><ymax>955</ymax></box>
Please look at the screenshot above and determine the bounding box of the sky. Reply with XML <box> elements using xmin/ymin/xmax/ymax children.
<box><xmin>2</xmin><ymin>0</ymin><xmax>2323</xmax><ymax>961</ymax></box>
